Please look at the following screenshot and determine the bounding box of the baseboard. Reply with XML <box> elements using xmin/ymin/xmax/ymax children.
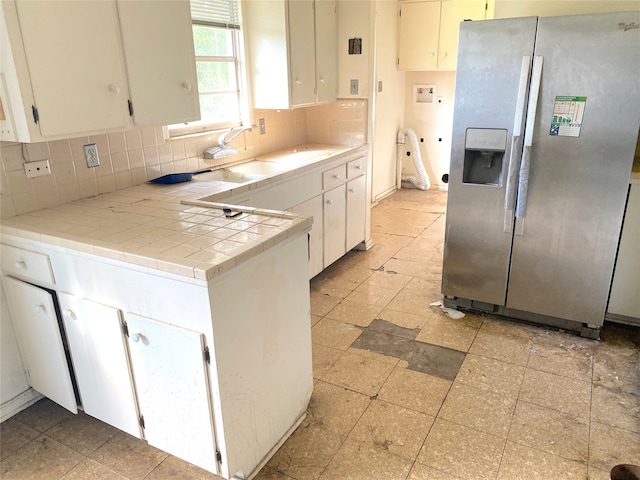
<box><xmin>1</xmin><ymin>388</ymin><xmax>43</xmax><ymax>422</ymax></box>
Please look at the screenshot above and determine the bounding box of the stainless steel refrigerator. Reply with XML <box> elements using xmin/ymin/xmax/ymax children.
<box><xmin>441</xmin><ymin>12</ymin><xmax>640</xmax><ymax>337</ymax></box>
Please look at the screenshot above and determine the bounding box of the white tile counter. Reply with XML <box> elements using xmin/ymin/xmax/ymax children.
<box><xmin>1</xmin><ymin>143</ymin><xmax>362</xmax><ymax>280</ymax></box>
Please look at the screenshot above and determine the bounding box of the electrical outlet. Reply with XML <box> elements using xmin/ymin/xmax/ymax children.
<box><xmin>24</xmin><ymin>160</ymin><xmax>51</xmax><ymax>178</ymax></box>
<box><xmin>350</xmin><ymin>79</ymin><xmax>358</xmax><ymax>95</ymax></box>
<box><xmin>259</xmin><ymin>118</ymin><xmax>266</xmax><ymax>135</ymax></box>
<box><xmin>84</xmin><ymin>144</ymin><xmax>100</xmax><ymax>167</ymax></box>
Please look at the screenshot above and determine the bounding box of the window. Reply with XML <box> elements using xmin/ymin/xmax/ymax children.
<box><xmin>169</xmin><ymin>0</ymin><xmax>248</xmax><ymax>136</ymax></box>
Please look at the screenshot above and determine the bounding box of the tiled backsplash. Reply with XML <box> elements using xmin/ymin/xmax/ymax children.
<box><xmin>0</xmin><ymin>99</ymin><xmax>367</xmax><ymax>218</ymax></box>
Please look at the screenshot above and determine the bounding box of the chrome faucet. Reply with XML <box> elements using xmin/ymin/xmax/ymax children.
<box><xmin>203</xmin><ymin>126</ymin><xmax>253</xmax><ymax>159</ymax></box>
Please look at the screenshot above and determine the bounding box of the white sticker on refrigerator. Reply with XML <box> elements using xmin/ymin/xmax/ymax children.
<box><xmin>549</xmin><ymin>96</ymin><xmax>587</xmax><ymax>137</ymax></box>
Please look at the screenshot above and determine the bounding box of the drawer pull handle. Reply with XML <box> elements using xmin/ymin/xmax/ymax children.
<box><xmin>354</xmin><ymin>164</ymin><xmax>362</xmax><ymax>170</ymax></box>
<box><xmin>333</xmin><ymin>174</ymin><xmax>340</xmax><ymax>179</ymax></box>
<box><xmin>182</xmin><ymin>81</ymin><xmax>192</xmax><ymax>91</ymax></box>
<box><xmin>349</xmin><ymin>188</ymin><xmax>356</xmax><ymax>193</ymax></box>
<box><xmin>110</xmin><ymin>84</ymin><xmax>121</xmax><ymax>95</ymax></box>
<box><xmin>131</xmin><ymin>333</ymin><xmax>141</xmax><ymax>343</ymax></box>
<box><xmin>35</xmin><ymin>304</ymin><xmax>45</xmax><ymax>313</ymax></box>
<box><xmin>63</xmin><ymin>310</ymin><xmax>76</xmax><ymax>320</ymax></box>
<box><xmin>326</xmin><ymin>200</ymin><xmax>333</xmax><ymax>205</ymax></box>
<box><xmin>15</xmin><ymin>260</ymin><xmax>26</xmax><ymax>269</ymax></box>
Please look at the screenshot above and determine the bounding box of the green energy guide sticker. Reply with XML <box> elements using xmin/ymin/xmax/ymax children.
<box><xmin>550</xmin><ymin>96</ymin><xmax>587</xmax><ymax>137</ymax></box>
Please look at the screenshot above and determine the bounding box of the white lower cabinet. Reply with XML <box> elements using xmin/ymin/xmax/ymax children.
<box><xmin>2</xmin><ymin>276</ymin><xmax>77</xmax><ymax>413</ymax></box>
<box><xmin>346</xmin><ymin>175</ymin><xmax>367</xmax><ymax>251</ymax></box>
<box><xmin>124</xmin><ymin>313</ymin><xmax>217</xmax><ymax>473</ymax></box>
<box><xmin>59</xmin><ymin>294</ymin><xmax>141</xmax><ymax>438</ymax></box>
<box><xmin>292</xmin><ymin>196</ymin><xmax>324</xmax><ymax>278</ymax></box>
<box><xmin>323</xmin><ymin>184</ymin><xmax>347</xmax><ymax>267</ymax></box>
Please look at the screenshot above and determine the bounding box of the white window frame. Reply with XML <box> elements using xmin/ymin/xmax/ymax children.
<box><xmin>168</xmin><ymin>0</ymin><xmax>251</xmax><ymax>138</ymax></box>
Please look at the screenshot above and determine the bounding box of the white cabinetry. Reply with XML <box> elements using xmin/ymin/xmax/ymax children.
<box><xmin>323</xmin><ymin>184</ymin><xmax>347</xmax><ymax>267</ymax></box>
<box><xmin>2</xmin><ymin>276</ymin><xmax>77</xmax><ymax>414</ymax></box>
<box><xmin>398</xmin><ymin>0</ymin><xmax>487</xmax><ymax>71</ymax></box>
<box><xmin>59</xmin><ymin>294</ymin><xmax>141</xmax><ymax>438</ymax></box>
<box><xmin>0</xmin><ymin>0</ymin><xmax>198</xmax><ymax>142</ymax></box>
<box><xmin>347</xmin><ymin>175</ymin><xmax>367</xmax><ymax>251</ymax></box>
<box><xmin>292</xmin><ymin>196</ymin><xmax>324</xmax><ymax>278</ymax></box>
<box><xmin>243</xmin><ymin>0</ymin><xmax>337</xmax><ymax>109</ymax></box>
<box><xmin>125</xmin><ymin>314</ymin><xmax>217</xmax><ymax>473</ymax></box>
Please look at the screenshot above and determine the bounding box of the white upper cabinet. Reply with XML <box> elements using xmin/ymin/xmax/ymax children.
<box><xmin>243</xmin><ymin>0</ymin><xmax>337</xmax><ymax>109</ymax></box>
<box><xmin>116</xmin><ymin>0</ymin><xmax>200</xmax><ymax>126</ymax></box>
<box><xmin>398</xmin><ymin>0</ymin><xmax>488</xmax><ymax>71</ymax></box>
<box><xmin>0</xmin><ymin>0</ymin><xmax>199</xmax><ymax>143</ymax></box>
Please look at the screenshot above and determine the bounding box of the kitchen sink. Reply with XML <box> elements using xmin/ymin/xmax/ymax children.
<box><xmin>226</xmin><ymin>160</ymin><xmax>289</xmax><ymax>176</ymax></box>
<box><xmin>202</xmin><ymin>169</ymin><xmax>264</xmax><ymax>183</ymax></box>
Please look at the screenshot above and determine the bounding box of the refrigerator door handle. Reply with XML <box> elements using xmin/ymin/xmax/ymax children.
<box><xmin>515</xmin><ymin>55</ymin><xmax>544</xmax><ymax>235</ymax></box>
<box><xmin>504</xmin><ymin>55</ymin><xmax>532</xmax><ymax>233</ymax></box>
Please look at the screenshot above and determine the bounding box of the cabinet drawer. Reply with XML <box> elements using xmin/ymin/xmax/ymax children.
<box><xmin>323</xmin><ymin>165</ymin><xmax>346</xmax><ymax>190</ymax></box>
<box><xmin>1</xmin><ymin>245</ymin><xmax>54</xmax><ymax>285</ymax></box>
<box><xmin>347</xmin><ymin>158</ymin><xmax>365</xmax><ymax>179</ymax></box>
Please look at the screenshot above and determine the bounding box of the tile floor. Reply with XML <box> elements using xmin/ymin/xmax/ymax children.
<box><xmin>1</xmin><ymin>188</ymin><xmax>639</xmax><ymax>480</ymax></box>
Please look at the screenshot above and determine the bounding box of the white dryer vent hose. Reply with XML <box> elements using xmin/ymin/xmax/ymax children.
<box><xmin>397</xmin><ymin>128</ymin><xmax>431</xmax><ymax>190</ymax></box>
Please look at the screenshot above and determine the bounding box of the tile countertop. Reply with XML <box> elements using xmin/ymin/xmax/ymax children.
<box><xmin>1</xmin><ymin>144</ymin><xmax>362</xmax><ymax>281</ymax></box>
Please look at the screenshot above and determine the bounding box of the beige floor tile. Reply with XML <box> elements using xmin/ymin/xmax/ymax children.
<box><xmin>385</xmin><ymin>287</ymin><xmax>435</xmax><ymax>318</ymax></box>
<box><xmin>508</xmin><ymin>401</ymin><xmax>589</xmax><ymax>463</ymax></box>
<box><xmin>305</xmin><ymin>381</ymin><xmax>371</xmax><ymax>436</ymax></box>
<box><xmin>0</xmin><ymin>435</ymin><xmax>83</xmax><ymax>480</ymax></box>
<box><xmin>10</xmin><ymin>398</ymin><xmax>74</xmax><ymax>433</ymax></box>
<box><xmin>311</xmin><ymin>276</ymin><xmax>361</xmax><ymax>299</ymax></box>
<box><xmin>319</xmin><ymin>437</ymin><xmax>413</xmax><ymax>480</ymax></box>
<box><xmin>588</xmin><ymin>468</ymin><xmax>613</xmax><ymax>480</ymax></box>
<box><xmin>519</xmin><ymin>369</ymin><xmax>591</xmax><ymax>419</ymax></box>
<box><xmin>311</xmin><ymin>318</ymin><xmax>362</xmax><ymax>350</ymax></box>
<box><xmin>497</xmin><ymin>441</ymin><xmax>587</xmax><ymax>480</ymax></box>
<box><xmin>89</xmin><ymin>431</ymin><xmax>169</xmax><ymax>480</ymax></box>
<box><xmin>454</xmin><ymin>353</ymin><xmax>525</xmax><ymax>399</ymax></box>
<box><xmin>416</xmin><ymin>311</ymin><xmax>482</xmax><ymax>352</ymax></box>
<box><xmin>322</xmin><ymin>349</ymin><xmax>396</xmax><ymax>396</ymax></box>
<box><xmin>144</xmin><ymin>455</ymin><xmax>223</xmax><ymax>479</ymax></box>
<box><xmin>378</xmin><ymin>366</ymin><xmax>451</xmax><ymax>416</ymax></box>
<box><xmin>266</xmin><ymin>423</ymin><xmax>343</xmax><ymax>480</ymax></box>
<box><xmin>528</xmin><ymin>331</ymin><xmax>594</xmax><ymax>383</ymax></box>
<box><xmin>346</xmin><ymin>346</ymin><xmax>399</xmax><ymax>366</ymax></box>
<box><xmin>0</xmin><ymin>418</ymin><xmax>39</xmax><ymax>461</ymax></box>
<box><xmin>325</xmin><ymin>299</ymin><xmax>383</xmax><ymax>327</ymax></box>
<box><xmin>469</xmin><ymin>319</ymin><xmax>532</xmax><ymax>366</ymax></box>
<box><xmin>384</xmin><ymin>257</ymin><xmax>442</xmax><ymax>281</ymax></box>
<box><xmin>408</xmin><ymin>462</ymin><xmax>463</xmax><ymax>480</ymax></box>
<box><xmin>593</xmin><ymin>346</ymin><xmax>640</xmax><ymax>395</ymax></box>
<box><xmin>438</xmin><ymin>383</ymin><xmax>516</xmax><ymax>438</ymax></box>
<box><xmin>345</xmin><ymin>283</ymin><xmax>398</xmax><ymax>309</ymax></box>
<box><xmin>310</xmin><ymin>292</ymin><xmax>342</xmax><ymax>316</ymax></box>
<box><xmin>348</xmin><ymin>400</ymin><xmax>434</xmax><ymax>460</ymax></box>
<box><xmin>310</xmin><ymin>314</ymin><xmax>322</xmax><ymax>327</ymax></box>
<box><xmin>61</xmin><ymin>458</ymin><xmax>128</xmax><ymax>480</ymax></box>
<box><xmin>589</xmin><ymin>421</ymin><xmax>640</xmax><ymax>472</ymax></box>
<box><xmin>45</xmin><ymin>411</ymin><xmax>120</xmax><ymax>455</ymax></box>
<box><xmin>591</xmin><ymin>384</ymin><xmax>640</xmax><ymax>434</ymax></box>
<box><xmin>314</xmin><ymin>261</ymin><xmax>373</xmax><ymax>285</ymax></box>
<box><xmin>312</xmin><ymin>343</ymin><xmax>343</xmax><ymax>379</ymax></box>
<box><xmin>376</xmin><ymin>307</ymin><xmax>427</xmax><ymax>330</ymax></box>
<box><xmin>254</xmin><ymin>467</ymin><xmax>298</xmax><ymax>480</ymax></box>
<box><xmin>363</xmin><ymin>270</ymin><xmax>413</xmax><ymax>293</ymax></box>
<box><xmin>418</xmin><ymin>418</ymin><xmax>505</xmax><ymax>480</ymax></box>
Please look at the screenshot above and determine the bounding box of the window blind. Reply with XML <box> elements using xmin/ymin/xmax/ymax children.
<box><xmin>191</xmin><ymin>0</ymin><xmax>241</xmax><ymax>29</ymax></box>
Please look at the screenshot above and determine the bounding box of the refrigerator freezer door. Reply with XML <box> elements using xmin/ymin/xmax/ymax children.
<box><xmin>506</xmin><ymin>12</ymin><xmax>640</xmax><ymax>326</ymax></box>
<box><xmin>442</xmin><ymin>17</ymin><xmax>538</xmax><ymax>306</ymax></box>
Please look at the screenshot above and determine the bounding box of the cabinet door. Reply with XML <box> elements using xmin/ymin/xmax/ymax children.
<box><xmin>13</xmin><ymin>1</ymin><xmax>128</xmax><ymax>136</ymax></box>
<box><xmin>288</xmin><ymin>0</ymin><xmax>316</xmax><ymax>106</ymax></box>
<box><xmin>116</xmin><ymin>0</ymin><xmax>200</xmax><ymax>126</ymax></box>
<box><xmin>2</xmin><ymin>277</ymin><xmax>77</xmax><ymax>413</ymax></box>
<box><xmin>125</xmin><ymin>314</ymin><xmax>217</xmax><ymax>474</ymax></box>
<box><xmin>292</xmin><ymin>195</ymin><xmax>324</xmax><ymax>278</ymax></box>
<box><xmin>315</xmin><ymin>0</ymin><xmax>338</xmax><ymax>103</ymax></box>
<box><xmin>346</xmin><ymin>175</ymin><xmax>366</xmax><ymax>251</ymax></box>
<box><xmin>59</xmin><ymin>294</ymin><xmax>141</xmax><ymax>438</ymax></box>
<box><xmin>398</xmin><ymin>1</ymin><xmax>441</xmax><ymax>71</ymax></box>
<box><xmin>323</xmin><ymin>184</ymin><xmax>346</xmax><ymax>267</ymax></box>
<box><xmin>439</xmin><ymin>1</ymin><xmax>487</xmax><ymax>70</ymax></box>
